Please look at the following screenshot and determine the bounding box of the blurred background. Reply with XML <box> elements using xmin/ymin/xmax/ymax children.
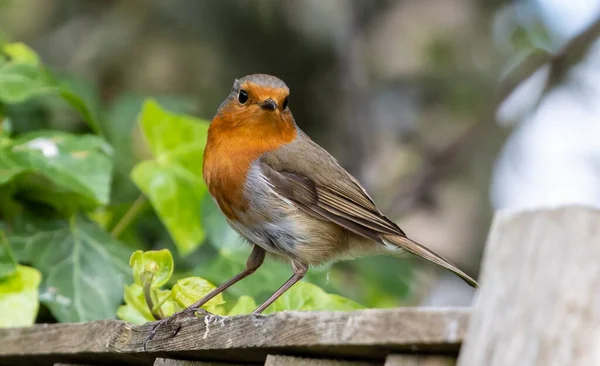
<box><xmin>1</xmin><ymin>0</ymin><xmax>600</xmax><ymax>321</ymax></box>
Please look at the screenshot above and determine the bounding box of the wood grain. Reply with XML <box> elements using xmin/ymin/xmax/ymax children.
<box><xmin>154</xmin><ymin>358</ymin><xmax>249</xmax><ymax>366</ymax></box>
<box><xmin>385</xmin><ymin>355</ymin><xmax>455</xmax><ymax>365</ymax></box>
<box><xmin>264</xmin><ymin>354</ymin><xmax>378</xmax><ymax>365</ymax></box>
<box><xmin>457</xmin><ymin>206</ymin><xmax>600</xmax><ymax>366</ymax></box>
<box><xmin>0</xmin><ymin>308</ymin><xmax>468</xmax><ymax>366</ymax></box>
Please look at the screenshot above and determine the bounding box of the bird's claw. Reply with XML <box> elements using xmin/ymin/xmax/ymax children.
<box><xmin>142</xmin><ymin>307</ymin><xmax>212</xmax><ymax>351</ymax></box>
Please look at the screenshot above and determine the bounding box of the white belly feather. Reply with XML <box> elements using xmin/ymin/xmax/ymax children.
<box><xmin>230</xmin><ymin>163</ymin><xmax>309</xmax><ymax>257</ymax></box>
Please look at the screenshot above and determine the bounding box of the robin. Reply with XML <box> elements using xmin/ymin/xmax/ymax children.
<box><xmin>144</xmin><ymin>73</ymin><xmax>477</xmax><ymax>348</ymax></box>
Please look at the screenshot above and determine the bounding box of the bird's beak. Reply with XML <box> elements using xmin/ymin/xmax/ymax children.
<box><xmin>259</xmin><ymin>98</ymin><xmax>277</xmax><ymax>111</ymax></box>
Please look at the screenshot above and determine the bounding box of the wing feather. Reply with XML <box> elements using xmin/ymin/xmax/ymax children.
<box><xmin>259</xmin><ymin>130</ymin><xmax>478</xmax><ymax>288</ymax></box>
<box><xmin>259</xmin><ymin>159</ymin><xmax>404</xmax><ymax>242</ymax></box>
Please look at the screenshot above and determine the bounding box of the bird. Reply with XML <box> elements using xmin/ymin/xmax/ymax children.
<box><xmin>144</xmin><ymin>73</ymin><xmax>477</xmax><ymax>349</ymax></box>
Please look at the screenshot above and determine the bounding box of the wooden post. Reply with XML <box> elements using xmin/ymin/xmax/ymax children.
<box><xmin>458</xmin><ymin>206</ymin><xmax>600</xmax><ymax>366</ymax></box>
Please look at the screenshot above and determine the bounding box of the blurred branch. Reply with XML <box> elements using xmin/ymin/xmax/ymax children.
<box><xmin>111</xmin><ymin>195</ymin><xmax>147</xmax><ymax>239</ymax></box>
<box><xmin>543</xmin><ymin>16</ymin><xmax>600</xmax><ymax>94</ymax></box>
<box><xmin>386</xmin><ymin>16</ymin><xmax>600</xmax><ymax>217</ymax></box>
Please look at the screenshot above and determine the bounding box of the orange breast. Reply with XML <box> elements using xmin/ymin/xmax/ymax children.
<box><xmin>202</xmin><ymin>112</ymin><xmax>296</xmax><ymax>221</ymax></box>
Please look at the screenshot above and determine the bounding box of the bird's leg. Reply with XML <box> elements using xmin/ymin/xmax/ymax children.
<box><xmin>143</xmin><ymin>245</ymin><xmax>266</xmax><ymax>350</ymax></box>
<box><xmin>253</xmin><ymin>261</ymin><xmax>308</xmax><ymax>314</ymax></box>
<box><xmin>186</xmin><ymin>245</ymin><xmax>266</xmax><ymax>313</ymax></box>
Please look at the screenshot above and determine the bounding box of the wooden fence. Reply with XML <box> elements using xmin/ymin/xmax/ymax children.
<box><xmin>1</xmin><ymin>205</ymin><xmax>598</xmax><ymax>365</ymax></box>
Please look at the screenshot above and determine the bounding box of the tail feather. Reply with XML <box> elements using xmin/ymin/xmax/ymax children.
<box><xmin>382</xmin><ymin>234</ymin><xmax>479</xmax><ymax>288</ymax></box>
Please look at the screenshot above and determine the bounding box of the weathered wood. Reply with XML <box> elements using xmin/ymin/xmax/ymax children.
<box><xmin>458</xmin><ymin>206</ymin><xmax>600</xmax><ymax>366</ymax></box>
<box><xmin>264</xmin><ymin>354</ymin><xmax>378</xmax><ymax>365</ymax></box>
<box><xmin>385</xmin><ymin>354</ymin><xmax>455</xmax><ymax>365</ymax></box>
<box><xmin>153</xmin><ymin>358</ymin><xmax>249</xmax><ymax>366</ymax></box>
<box><xmin>0</xmin><ymin>308</ymin><xmax>468</xmax><ymax>366</ymax></box>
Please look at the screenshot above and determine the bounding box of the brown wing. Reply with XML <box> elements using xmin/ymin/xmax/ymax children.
<box><xmin>261</xmin><ymin>130</ymin><xmax>479</xmax><ymax>288</ymax></box>
<box><xmin>260</xmin><ymin>130</ymin><xmax>406</xmax><ymax>242</ymax></box>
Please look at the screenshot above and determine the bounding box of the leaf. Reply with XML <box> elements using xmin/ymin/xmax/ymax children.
<box><xmin>0</xmin><ymin>63</ymin><xmax>53</xmax><ymax>103</ymax></box>
<box><xmin>0</xmin><ymin>265</ymin><xmax>41</xmax><ymax>327</ymax></box>
<box><xmin>117</xmin><ymin>283</ymin><xmax>176</xmax><ymax>325</ymax></box>
<box><xmin>3</xmin><ymin>43</ymin><xmax>40</xmax><ymax>66</ymax></box>
<box><xmin>263</xmin><ymin>282</ymin><xmax>364</xmax><ymax>314</ymax></box>
<box><xmin>117</xmin><ymin>298</ymin><xmax>151</xmax><ymax>325</ymax></box>
<box><xmin>0</xmin><ymin>147</ymin><xmax>26</xmax><ymax>185</ymax></box>
<box><xmin>0</xmin><ymin>43</ymin><xmax>101</xmax><ymax>132</ymax></box>
<box><xmin>170</xmin><ymin>277</ymin><xmax>225</xmax><ymax>314</ymax></box>
<box><xmin>227</xmin><ymin>295</ymin><xmax>257</xmax><ymax>316</ymax></box>
<box><xmin>351</xmin><ymin>256</ymin><xmax>413</xmax><ymax>308</ymax></box>
<box><xmin>131</xmin><ymin>99</ymin><xmax>210</xmax><ymax>255</ymax></box>
<box><xmin>0</xmin><ymin>233</ymin><xmax>17</xmax><ymax>279</ymax></box>
<box><xmin>57</xmin><ymin>89</ymin><xmax>99</xmax><ymax>134</ymax></box>
<box><xmin>10</xmin><ymin>215</ymin><xmax>131</xmax><ymax>322</ymax></box>
<box><xmin>129</xmin><ymin>249</ymin><xmax>174</xmax><ymax>288</ymax></box>
<box><xmin>0</xmin><ymin>130</ymin><xmax>113</xmax><ymax>208</ymax></box>
<box><xmin>202</xmin><ymin>198</ymin><xmax>243</xmax><ymax>255</ymax></box>
<box><xmin>118</xmin><ymin>272</ymin><xmax>225</xmax><ymax>323</ymax></box>
<box><xmin>105</xmin><ymin>94</ymin><xmax>196</xmax><ymax>203</ymax></box>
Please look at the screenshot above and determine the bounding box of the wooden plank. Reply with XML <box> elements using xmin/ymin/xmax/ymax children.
<box><xmin>457</xmin><ymin>206</ymin><xmax>600</xmax><ymax>366</ymax></box>
<box><xmin>265</xmin><ymin>354</ymin><xmax>378</xmax><ymax>365</ymax></box>
<box><xmin>385</xmin><ymin>354</ymin><xmax>455</xmax><ymax>365</ymax></box>
<box><xmin>0</xmin><ymin>308</ymin><xmax>468</xmax><ymax>365</ymax></box>
<box><xmin>154</xmin><ymin>357</ymin><xmax>249</xmax><ymax>365</ymax></box>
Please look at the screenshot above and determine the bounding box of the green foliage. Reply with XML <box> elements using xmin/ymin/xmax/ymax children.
<box><xmin>170</xmin><ymin>277</ymin><xmax>225</xmax><ymax>312</ymax></box>
<box><xmin>118</xmin><ymin>249</ymin><xmax>225</xmax><ymax>325</ymax></box>
<box><xmin>10</xmin><ymin>215</ymin><xmax>130</xmax><ymax>322</ymax></box>
<box><xmin>0</xmin><ymin>234</ymin><xmax>17</xmax><ymax>278</ymax></box>
<box><xmin>0</xmin><ymin>42</ymin><xmax>101</xmax><ymax>134</ymax></box>
<box><xmin>227</xmin><ymin>295</ymin><xmax>256</xmax><ymax>316</ymax></box>
<box><xmin>130</xmin><ymin>249</ymin><xmax>174</xmax><ymax>288</ymax></box>
<box><xmin>131</xmin><ymin>100</ymin><xmax>210</xmax><ymax>255</ymax></box>
<box><xmin>265</xmin><ymin>282</ymin><xmax>364</xmax><ymax>314</ymax></box>
<box><xmin>118</xmin><ymin>249</ymin><xmax>364</xmax><ymax>324</ymax></box>
<box><xmin>0</xmin><ymin>131</ymin><xmax>113</xmax><ymax>212</ymax></box>
<box><xmin>0</xmin><ymin>265</ymin><xmax>41</xmax><ymax>327</ymax></box>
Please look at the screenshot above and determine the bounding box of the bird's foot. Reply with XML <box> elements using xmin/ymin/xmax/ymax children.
<box><xmin>143</xmin><ymin>307</ymin><xmax>211</xmax><ymax>351</ymax></box>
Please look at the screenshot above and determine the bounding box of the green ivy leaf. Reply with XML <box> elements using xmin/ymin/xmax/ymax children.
<box><xmin>0</xmin><ymin>233</ymin><xmax>17</xmax><ymax>279</ymax></box>
<box><xmin>0</xmin><ymin>130</ymin><xmax>113</xmax><ymax>209</ymax></box>
<box><xmin>3</xmin><ymin>43</ymin><xmax>40</xmax><ymax>66</ymax></box>
<box><xmin>106</xmin><ymin>94</ymin><xmax>196</xmax><ymax>203</ymax></box>
<box><xmin>170</xmin><ymin>277</ymin><xmax>225</xmax><ymax>314</ymax></box>
<box><xmin>202</xmin><ymin>198</ymin><xmax>243</xmax><ymax>255</ymax></box>
<box><xmin>117</xmin><ymin>283</ymin><xmax>154</xmax><ymax>325</ymax></box>
<box><xmin>0</xmin><ymin>63</ymin><xmax>53</xmax><ymax>103</ymax></box>
<box><xmin>0</xmin><ymin>265</ymin><xmax>41</xmax><ymax>327</ymax></box>
<box><xmin>58</xmin><ymin>85</ymin><xmax>103</xmax><ymax>136</ymax></box>
<box><xmin>227</xmin><ymin>295</ymin><xmax>257</xmax><ymax>316</ymax></box>
<box><xmin>263</xmin><ymin>282</ymin><xmax>364</xmax><ymax>314</ymax></box>
<box><xmin>129</xmin><ymin>249</ymin><xmax>174</xmax><ymax>288</ymax></box>
<box><xmin>10</xmin><ymin>215</ymin><xmax>130</xmax><ymax>322</ymax></box>
<box><xmin>117</xmin><ymin>283</ymin><xmax>176</xmax><ymax>325</ymax></box>
<box><xmin>0</xmin><ymin>151</ymin><xmax>26</xmax><ymax>185</ymax></box>
<box><xmin>0</xmin><ymin>43</ymin><xmax>101</xmax><ymax>133</ymax></box>
<box><xmin>131</xmin><ymin>99</ymin><xmax>210</xmax><ymax>255</ymax></box>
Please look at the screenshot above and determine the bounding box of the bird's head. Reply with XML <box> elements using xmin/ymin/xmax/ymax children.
<box><xmin>212</xmin><ymin>74</ymin><xmax>295</xmax><ymax>132</ymax></box>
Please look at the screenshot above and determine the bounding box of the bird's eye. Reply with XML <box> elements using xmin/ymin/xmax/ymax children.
<box><xmin>238</xmin><ymin>89</ymin><xmax>248</xmax><ymax>104</ymax></box>
<box><xmin>282</xmin><ymin>96</ymin><xmax>289</xmax><ymax>110</ymax></box>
